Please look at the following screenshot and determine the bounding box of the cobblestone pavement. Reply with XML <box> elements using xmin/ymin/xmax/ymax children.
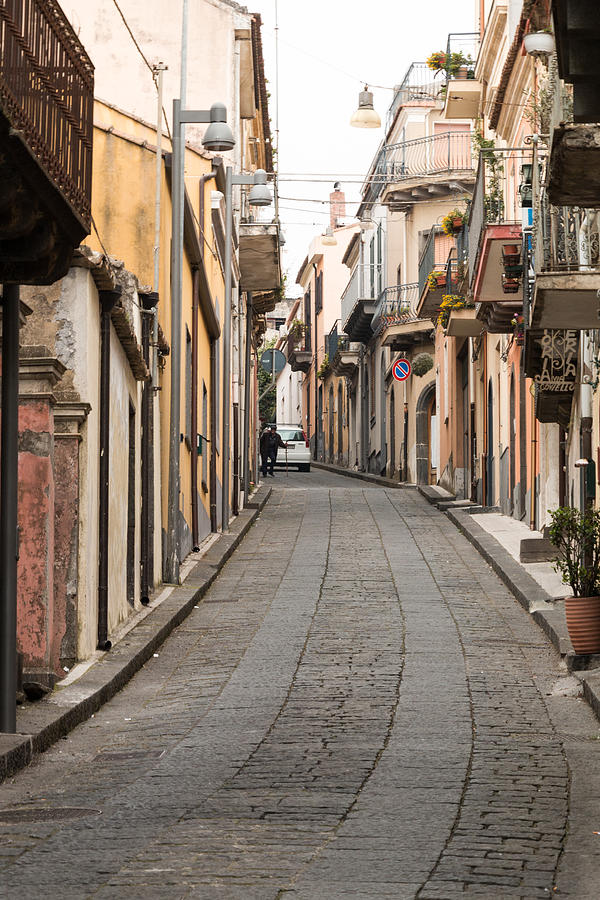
<box><xmin>2</xmin><ymin>471</ymin><xmax>600</xmax><ymax>898</ymax></box>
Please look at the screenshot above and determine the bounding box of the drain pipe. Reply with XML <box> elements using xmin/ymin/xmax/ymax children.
<box><xmin>209</xmin><ymin>337</ymin><xmax>218</xmax><ymax>531</ymax></box>
<box><xmin>243</xmin><ymin>292</ymin><xmax>253</xmax><ymax>499</ymax></box>
<box><xmin>98</xmin><ymin>288</ymin><xmax>121</xmax><ymax>650</ymax></box>
<box><xmin>0</xmin><ymin>283</ymin><xmax>20</xmax><ymax>732</ymax></box>
<box><xmin>191</xmin><ymin>268</ymin><xmax>200</xmax><ymax>549</ymax></box>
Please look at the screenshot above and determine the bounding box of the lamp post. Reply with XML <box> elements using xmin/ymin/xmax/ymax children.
<box><xmin>165</xmin><ymin>101</ymin><xmax>235</xmax><ymax>585</ymax></box>
<box><xmin>223</xmin><ymin>168</ymin><xmax>272</xmax><ymax>534</ymax></box>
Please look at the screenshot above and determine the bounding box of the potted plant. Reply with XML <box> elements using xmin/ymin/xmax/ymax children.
<box><xmin>437</xmin><ymin>294</ymin><xmax>470</xmax><ymax>331</ymax></box>
<box><xmin>441</xmin><ymin>209</ymin><xmax>466</xmax><ymax>236</ymax></box>
<box><xmin>548</xmin><ymin>506</ymin><xmax>600</xmax><ymax>654</ymax></box>
<box><xmin>427</xmin><ymin>270</ymin><xmax>446</xmax><ymax>290</ymax></box>
<box><xmin>523</xmin><ymin>30</ymin><xmax>555</xmax><ymax>56</ymax></box>
<box><xmin>317</xmin><ymin>354</ymin><xmax>330</xmax><ymax>380</ymax></box>
<box><xmin>511</xmin><ymin>313</ymin><xmax>525</xmax><ymax>346</ymax></box>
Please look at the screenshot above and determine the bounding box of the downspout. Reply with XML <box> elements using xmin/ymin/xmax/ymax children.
<box><xmin>198</xmin><ymin>172</ymin><xmax>216</xmax><ymax>534</ymax></box>
<box><xmin>191</xmin><ymin>268</ymin><xmax>200</xmax><ymax>549</ymax></box>
<box><xmin>140</xmin><ymin>290</ymin><xmax>158</xmax><ymax>605</ymax></box>
<box><xmin>210</xmin><ymin>339</ymin><xmax>218</xmax><ymax>532</ymax></box>
<box><xmin>98</xmin><ymin>288</ymin><xmax>120</xmax><ymax>650</ymax></box>
<box><xmin>243</xmin><ymin>292</ymin><xmax>253</xmax><ymax>499</ymax></box>
<box><xmin>0</xmin><ymin>284</ymin><xmax>20</xmax><ymax>732</ymax></box>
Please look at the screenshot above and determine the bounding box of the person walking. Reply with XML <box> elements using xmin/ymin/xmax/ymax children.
<box><xmin>260</xmin><ymin>424</ymin><xmax>288</xmax><ymax>477</ymax></box>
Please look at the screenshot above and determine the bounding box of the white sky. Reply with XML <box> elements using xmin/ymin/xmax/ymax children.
<box><xmin>249</xmin><ymin>0</ymin><xmax>477</xmax><ymax>290</ymax></box>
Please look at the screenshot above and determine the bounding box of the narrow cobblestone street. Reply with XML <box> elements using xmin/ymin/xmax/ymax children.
<box><xmin>2</xmin><ymin>472</ymin><xmax>600</xmax><ymax>898</ymax></box>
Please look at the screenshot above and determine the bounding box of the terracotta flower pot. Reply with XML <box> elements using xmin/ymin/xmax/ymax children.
<box><xmin>452</xmin><ymin>217</ymin><xmax>463</xmax><ymax>230</ymax></box>
<box><xmin>565</xmin><ymin>596</ymin><xmax>600</xmax><ymax>654</ymax></box>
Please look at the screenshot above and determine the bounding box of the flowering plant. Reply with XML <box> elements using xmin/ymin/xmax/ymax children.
<box><xmin>426</xmin><ymin>51</ymin><xmax>447</xmax><ymax>72</ymax></box>
<box><xmin>437</xmin><ymin>295</ymin><xmax>468</xmax><ymax>330</ymax></box>
<box><xmin>441</xmin><ymin>209</ymin><xmax>466</xmax><ymax>236</ymax></box>
<box><xmin>427</xmin><ymin>270</ymin><xmax>446</xmax><ymax>291</ymax></box>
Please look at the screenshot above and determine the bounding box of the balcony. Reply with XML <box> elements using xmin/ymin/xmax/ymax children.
<box><xmin>380</xmin><ymin>131</ymin><xmax>475</xmax><ymax>208</ymax></box>
<box><xmin>530</xmin><ymin>193</ymin><xmax>600</xmax><ymax>330</ymax></box>
<box><xmin>442</xmin><ymin>32</ymin><xmax>482</xmax><ymax>120</ymax></box>
<box><xmin>385</xmin><ymin>63</ymin><xmax>440</xmax><ymax>132</ymax></box>
<box><xmin>446</xmin><ymin>307</ymin><xmax>482</xmax><ymax>337</ymax></box>
<box><xmin>285</xmin><ymin>331</ymin><xmax>312</xmax><ymax>374</ymax></box>
<box><xmin>341</xmin><ymin>264</ymin><xmax>381</xmax><ymax>343</ymax></box>
<box><xmin>0</xmin><ymin>0</ymin><xmax>94</xmax><ymax>283</ymax></box>
<box><xmin>416</xmin><ymin>226</ymin><xmax>459</xmax><ymax>319</ymax></box>
<box><xmin>373</xmin><ymin>283</ymin><xmax>432</xmax><ymax>349</ymax></box>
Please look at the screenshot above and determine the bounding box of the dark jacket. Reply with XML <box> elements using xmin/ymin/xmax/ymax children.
<box><xmin>260</xmin><ymin>429</ymin><xmax>286</xmax><ymax>457</ymax></box>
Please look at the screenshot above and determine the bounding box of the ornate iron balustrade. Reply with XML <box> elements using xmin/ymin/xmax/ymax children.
<box><xmin>382</xmin><ymin>131</ymin><xmax>473</xmax><ymax>183</ymax></box>
<box><xmin>372</xmin><ymin>283</ymin><xmax>420</xmax><ymax>333</ymax></box>
<box><xmin>0</xmin><ymin>0</ymin><xmax>94</xmax><ymax>227</ymax></box>
<box><xmin>386</xmin><ymin>63</ymin><xmax>440</xmax><ymax>130</ymax></box>
<box><xmin>535</xmin><ymin>190</ymin><xmax>600</xmax><ymax>273</ymax></box>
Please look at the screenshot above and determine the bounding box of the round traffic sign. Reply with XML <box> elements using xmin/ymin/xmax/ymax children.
<box><xmin>260</xmin><ymin>348</ymin><xmax>286</xmax><ymax>375</ymax></box>
<box><xmin>393</xmin><ymin>358</ymin><xmax>411</xmax><ymax>382</ymax></box>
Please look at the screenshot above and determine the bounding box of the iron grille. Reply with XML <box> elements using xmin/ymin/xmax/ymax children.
<box><xmin>0</xmin><ymin>0</ymin><xmax>94</xmax><ymax>227</ymax></box>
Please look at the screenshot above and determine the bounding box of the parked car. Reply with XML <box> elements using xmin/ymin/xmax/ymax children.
<box><xmin>268</xmin><ymin>424</ymin><xmax>311</xmax><ymax>472</ymax></box>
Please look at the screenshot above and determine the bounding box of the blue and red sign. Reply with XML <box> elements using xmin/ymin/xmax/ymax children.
<box><xmin>392</xmin><ymin>358</ymin><xmax>412</xmax><ymax>382</ymax></box>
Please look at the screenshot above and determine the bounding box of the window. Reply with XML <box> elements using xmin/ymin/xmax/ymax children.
<box><xmin>315</xmin><ymin>271</ymin><xmax>323</xmax><ymax>314</ymax></box>
<box><xmin>304</xmin><ymin>289</ymin><xmax>312</xmax><ymax>351</ymax></box>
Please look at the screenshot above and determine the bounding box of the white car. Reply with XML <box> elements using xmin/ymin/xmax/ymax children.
<box><xmin>269</xmin><ymin>424</ymin><xmax>311</xmax><ymax>472</ymax></box>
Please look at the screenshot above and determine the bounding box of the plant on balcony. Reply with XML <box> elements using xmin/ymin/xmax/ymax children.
<box><xmin>473</xmin><ymin>125</ymin><xmax>505</xmax><ymax>223</ymax></box>
<box><xmin>548</xmin><ymin>506</ymin><xmax>600</xmax><ymax>654</ymax></box>
<box><xmin>427</xmin><ymin>270</ymin><xmax>447</xmax><ymax>291</ymax></box>
<box><xmin>437</xmin><ymin>295</ymin><xmax>471</xmax><ymax>331</ymax></box>
<box><xmin>511</xmin><ymin>313</ymin><xmax>525</xmax><ymax>346</ymax></box>
<box><xmin>317</xmin><ymin>354</ymin><xmax>330</xmax><ymax>380</ymax></box>
<box><xmin>288</xmin><ymin>319</ymin><xmax>306</xmax><ymax>343</ymax></box>
<box><xmin>441</xmin><ymin>209</ymin><xmax>466</xmax><ymax>236</ymax></box>
<box><xmin>412</xmin><ymin>353</ymin><xmax>434</xmax><ymax>377</ymax></box>
<box><xmin>426</xmin><ymin>50</ymin><xmax>474</xmax><ymax>80</ymax></box>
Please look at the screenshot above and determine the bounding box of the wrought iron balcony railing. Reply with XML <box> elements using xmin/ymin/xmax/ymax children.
<box><xmin>0</xmin><ymin>0</ymin><xmax>94</xmax><ymax>227</ymax></box>
<box><xmin>372</xmin><ymin>283</ymin><xmax>420</xmax><ymax>333</ymax></box>
<box><xmin>386</xmin><ymin>63</ymin><xmax>440</xmax><ymax>130</ymax></box>
<box><xmin>381</xmin><ymin>131</ymin><xmax>473</xmax><ymax>185</ymax></box>
<box><xmin>535</xmin><ymin>191</ymin><xmax>600</xmax><ymax>274</ymax></box>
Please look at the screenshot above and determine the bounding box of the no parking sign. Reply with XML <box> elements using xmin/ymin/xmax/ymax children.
<box><xmin>392</xmin><ymin>358</ymin><xmax>411</xmax><ymax>382</ymax></box>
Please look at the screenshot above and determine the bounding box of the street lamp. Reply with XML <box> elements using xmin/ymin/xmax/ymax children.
<box><xmin>165</xmin><ymin>99</ymin><xmax>235</xmax><ymax>585</ymax></box>
<box><xmin>223</xmin><ymin>167</ymin><xmax>273</xmax><ymax>534</ymax></box>
<box><xmin>350</xmin><ymin>85</ymin><xmax>381</xmax><ymax>129</ymax></box>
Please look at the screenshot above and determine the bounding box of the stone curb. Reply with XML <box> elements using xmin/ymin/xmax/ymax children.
<box><xmin>438</xmin><ymin>503</ymin><xmax>600</xmax><ymax>722</ymax></box>
<box><xmin>0</xmin><ymin>485</ymin><xmax>272</xmax><ymax>784</ymax></box>
<box><xmin>312</xmin><ymin>460</ymin><xmax>414</xmax><ymax>490</ymax></box>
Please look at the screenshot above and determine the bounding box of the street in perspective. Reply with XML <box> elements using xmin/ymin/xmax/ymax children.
<box><xmin>3</xmin><ymin>0</ymin><xmax>600</xmax><ymax>897</ymax></box>
<box><xmin>3</xmin><ymin>472</ymin><xmax>600</xmax><ymax>897</ymax></box>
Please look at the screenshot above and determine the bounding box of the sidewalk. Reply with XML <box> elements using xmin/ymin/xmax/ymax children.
<box><xmin>0</xmin><ymin>485</ymin><xmax>271</xmax><ymax>783</ymax></box>
<box><xmin>416</xmin><ymin>488</ymin><xmax>600</xmax><ymax>722</ymax></box>
<box><xmin>313</xmin><ymin>459</ymin><xmax>412</xmax><ymax>489</ymax></box>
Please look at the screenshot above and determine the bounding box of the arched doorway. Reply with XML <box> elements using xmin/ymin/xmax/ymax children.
<box><xmin>487</xmin><ymin>378</ymin><xmax>494</xmax><ymax>507</ymax></box>
<box><xmin>337</xmin><ymin>382</ymin><xmax>343</xmax><ymax>463</ymax></box>
<box><xmin>416</xmin><ymin>382</ymin><xmax>436</xmax><ymax>485</ymax></box>
<box><xmin>328</xmin><ymin>385</ymin><xmax>334</xmax><ymax>462</ymax></box>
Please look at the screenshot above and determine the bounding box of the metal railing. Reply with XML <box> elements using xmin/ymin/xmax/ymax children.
<box><xmin>468</xmin><ymin>148</ymin><xmax>538</xmax><ymax>287</ymax></box>
<box><xmin>0</xmin><ymin>0</ymin><xmax>94</xmax><ymax>226</ymax></box>
<box><xmin>445</xmin><ymin>32</ymin><xmax>480</xmax><ymax>75</ymax></box>
<box><xmin>372</xmin><ymin>283</ymin><xmax>420</xmax><ymax>333</ymax></box>
<box><xmin>340</xmin><ymin>264</ymin><xmax>382</xmax><ymax>329</ymax></box>
<box><xmin>418</xmin><ymin>226</ymin><xmax>456</xmax><ymax>295</ymax></box>
<box><xmin>536</xmin><ymin>192</ymin><xmax>600</xmax><ymax>274</ymax></box>
<box><xmin>327</xmin><ymin>321</ymin><xmax>339</xmax><ymax>362</ymax></box>
<box><xmin>386</xmin><ymin>63</ymin><xmax>440</xmax><ymax>129</ymax></box>
<box><xmin>381</xmin><ymin>131</ymin><xmax>473</xmax><ymax>184</ymax></box>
